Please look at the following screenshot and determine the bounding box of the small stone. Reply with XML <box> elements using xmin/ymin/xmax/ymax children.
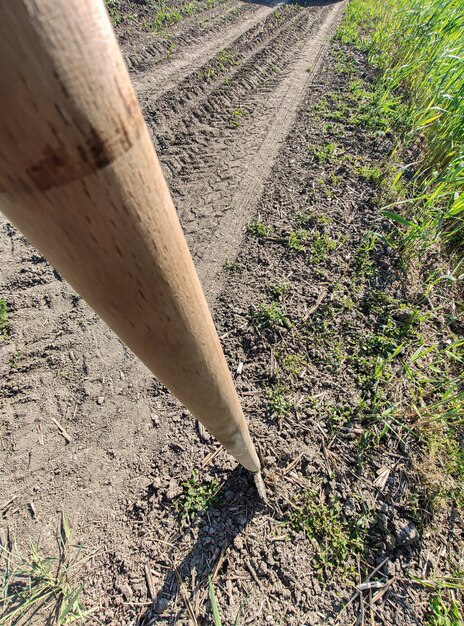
<box><xmin>399</xmin><ymin>440</ymin><xmax>409</xmax><ymax>453</ymax></box>
<box><xmin>343</xmin><ymin>498</ymin><xmax>356</xmax><ymax>517</ymax></box>
<box><xmin>386</xmin><ymin>532</ymin><xmax>396</xmax><ymax>551</ymax></box>
<box><xmin>155</xmin><ymin>597</ymin><xmax>170</xmax><ymax>612</ymax></box>
<box><xmin>280</xmin><ymin>587</ymin><xmax>291</xmax><ymax>599</ymax></box>
<box><xmin>165</xmin><ymin>478</ymin><xmax>180</xmax><ymax>501</ymax></box>
<box><xmin>120</xmin><ymin>583</ymin><xmax>132</xmax><ymax>600</ymax></box>
<box><xmin>233</xmin><ymin>536</ymin><xmax>244</xmax><ymax>550</ymax></box>
<box><xmin>151</xmin><ymin>476</ymin><xmax>161</xmax><ymax>489</ymax></box>
<box><xmin>224</xmin><ymin>489</ymin><xmax>234</xmax><ymax>502</ymax></box>
<box><xmin>394</xmin><ymin>520</ymin><xmax>419</xmax><ymax>546</ymax></box>
<box><xmin>237</xmin><ymin>513</ymin><xmax>247</xmax><ymax>527</ymax></box>
<box><xmin>96</xmin><ymin>396</ymin><xmax>105</xmax><ymax>405</ymax></box>
<box><xmin>384</xmin><ymin>560</ymin><xmax>396</xmax><ymax>577</ymax></box>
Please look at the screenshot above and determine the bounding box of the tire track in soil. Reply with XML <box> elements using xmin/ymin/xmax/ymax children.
<box><xmin>200</xmin><ymin>2</ymin><xmax>345</xmax><ymax>302</ymax></box>
<box><xmin>130</xmin><ymin>1</ymin><xmax>280</xmax><ymax>100</ymax></box>
<box><xmin>123</xmin><ymin>0</ymin><xmax>252</xmax><ymax>73</ymax></box>
<box><xmin>139</xmin><ymin>1</ymin><xmax>345</xmax><ymax>303</ymax></box>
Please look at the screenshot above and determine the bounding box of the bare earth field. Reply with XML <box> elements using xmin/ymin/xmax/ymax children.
<box><xmin>1</xmin><ymin>1</ymin><xmax>462</xmax><ymax>625</ymax></box>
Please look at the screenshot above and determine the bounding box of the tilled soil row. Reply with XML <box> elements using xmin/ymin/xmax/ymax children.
<box><xmin>130</xmin><ymin>2</ymin><xmax>276</xmax><ymax>97</ymax></box>
<box><xmin>120</xmin><ymin>0</ymin><xmax>254</xmax><ymax>73</ymax></box>
<box><xmin>148</xmin><ymin>2</ymin><xmax>344</xmax><ymax>301</ymax></box>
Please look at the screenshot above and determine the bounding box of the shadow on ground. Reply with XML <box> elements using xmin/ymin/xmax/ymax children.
<box><xmin>136</xmin><ymin>466</ymin><xmax>265</xmax><ymax>626</ymax></box>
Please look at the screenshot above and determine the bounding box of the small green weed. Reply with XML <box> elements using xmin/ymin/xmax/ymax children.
<box><xmin>247</xmin><ymin>220</ymin><xmax>270</xmax><ymax>237</ymax></box>
<box><xmin>106</xmin><ymin>2</ymin><xmax>123</xmax><ymax>26</ymax></box>
<box><xmin>223</xmin><ymin>259</ymin><xmax>243</xmax><ymax>273</ymax></box>
<box><xmin>145</xmin><ymin>2</ymin><xmax>182</xmax><ymax>33</ymax></box>
<box><xmin>287</xmin><ymin>487</ymin><xmax>368</xmax><ymax>579</ymax></box>
<box><xmin>252</xmin><ymin>302</ymin><xmax>291</xmax><ymax>331</ymax></box>
<box><xmin>218</xmin><ymin>49</ymin><xmax>236</xmax><ymax>69</ymax></box>
<box><xmin>266</xmin><ymin>282</ymin><xmax>290</xmax><ymax>301</ymax></box>
<box><xmin>0</xmin><ymin>298</ymin><xmax>8</xmax><ymax>341</ymax></box>
<box><xmin>165</xmin><ymin>41</ymin><xmax>175</xmax><ymax>60</ymax></box>
<box><xmin>295</xmin><ymin>211</ymin><xmax>314</xmax><ymax>229</ymax></box>
<box><xmin>308</xmin><ymin>232</ymin><xmax>337</xmax><ymax>264</ymax></box>
<box><xmin>356</xmin><ymin>164</ymin><xmax>384</xmax><ymax>186</ymax></box>
<box><xmin>183</xmin><ymin>2</ymin><xmax>196</xmax><ymax>16</ymax></box>
<box><xmin>354</xmin><ymin>232</ymin><xmax>378</xmax><ymax>277</ymax></box>
<box><xmin>198</xmin><ymin>67</ymin><xmax>216</xmax><ymax>81</ymax></box>
<box><xmin>8</xmin><ymin>349</ymin><xmax>21</xmax><ymax>369</ymax></box>
<box><xmin>288</xmin><ymin>229</ymin><xmax>307</xmax><ymax>252</ymax></box>
<box><xmin>280</xmin><ymin>353</ymin><xmax>307</xmax><ymax>381</ymax></box>
<box><xmin>266</xmin><ymin>385</ymin><xmax>291</xmax><ymax>417</ymax></box>
<box><xmin>307</xmin><ymin>142</ymin><xmax>339</xmax><ymax>164</ymax></box>
<box><xmin>229</xmin><ymin>108</ymin><xmax>248</xmax><ymax>128</ymax></box>
<box><xmin>174</xmin><ymin>470</ymin><xmax>221</xmax><ymax>526</ymax></box>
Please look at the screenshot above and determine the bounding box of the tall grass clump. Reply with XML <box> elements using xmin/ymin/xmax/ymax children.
<box><xmin>338</xmin><ymin>0</ymin><xmax>464</xmax><ymax>261</ymax></box>
<box><xmin>0</xmin><ymin>514</ymin><xmax>97</xmax><ymax>625</ymax></box>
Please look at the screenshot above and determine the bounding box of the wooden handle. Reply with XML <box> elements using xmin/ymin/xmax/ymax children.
<box><xmin>0</xmin><ymin>0</ymin><xmax>260</xmax><ymax>473</ymax></box>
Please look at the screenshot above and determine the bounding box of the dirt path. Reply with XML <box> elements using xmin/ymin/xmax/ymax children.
<box><xmin>140</xmin><ymin>0</ymin><xmax>345</xmax><ymax>302</ymax></box>
<box><xmin>0</xmin><ymin>1</ymin><xmax>346</xmax><ymax>624</ymax></box>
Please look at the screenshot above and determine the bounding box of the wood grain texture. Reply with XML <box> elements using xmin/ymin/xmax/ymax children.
<box><xmin>0</xmin><ymin>0</ymin><xmax>260</xmax><ymax>472</ymax></box>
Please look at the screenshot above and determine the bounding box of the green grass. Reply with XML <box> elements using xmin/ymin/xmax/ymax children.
<box><xmin>0</xmin><ymin>514</ymin><xmax>96</xmax><ymax>625</ymax></box>
<box><xmin>208</xmin><ymin>576</ymin><xmax>242</xmax><ymax>626</ymax></box>
<box><xmin>246</xmin><ymin>220</ymin><xmax>270</xmax><ymax>237</ymax></box>
<box><xmin>412</xmin><ymin>571</ymin><xmax>464</xmax><ymax>625</ymax></box>
<box><xmin>334</xmin><ymin>0</ymin><xmax>464</xmax><ymax>517</ymax></box>
<box><xmin>428</xmin><ymin>592</ymin><xmax>463</xmax><ymax>626</ymax></box>
<box><xmin>338</xmin><ymin>0</ymin><xmax>464</xmax><ymax>261</ymax></box>
<box><xmin>0</xmin><ymin>298</ymin><xmax>8</xmax><ymax>341</ymax></box>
